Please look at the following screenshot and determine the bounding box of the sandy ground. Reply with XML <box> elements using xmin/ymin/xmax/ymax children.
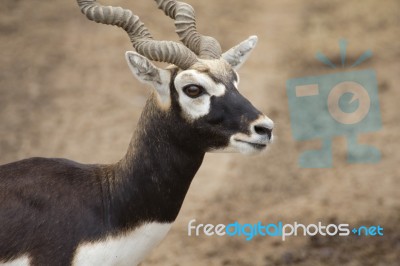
<box><xmin>1</xmin><ymin>0</ymin><xmax>399</xmax><ymax>265</ymax></box>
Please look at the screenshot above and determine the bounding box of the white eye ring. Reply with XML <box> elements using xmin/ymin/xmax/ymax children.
<box><xmin>182</xmin><ymin>85</ymin><xmax>205</xmax><ymax>98</ymax></box>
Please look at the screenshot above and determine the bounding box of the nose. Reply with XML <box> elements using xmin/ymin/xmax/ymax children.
<box><xmin>253</xmin><ymin>124</ymin><xmax>272</xmax><ymax>139</ymax></box>
<box><xmin>254</xmin><ymin>124</ymin><xmax>272</xmax><ymax>138</ymax></box>
<box><xmin>251</xmin><ymin>117</ymin><xmax>274</xmax><ymax>140</ymax></box>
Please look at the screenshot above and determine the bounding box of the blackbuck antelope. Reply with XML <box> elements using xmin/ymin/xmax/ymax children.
<box><xmin>0</xmin><ymin>0</ymin><xmax>274</xmax><ymax>265</ymax></box>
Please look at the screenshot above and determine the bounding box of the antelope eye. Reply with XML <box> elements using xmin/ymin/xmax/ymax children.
<box><xmin>183</xmin><ymin>85</ymin><xmax>205</xmax><ymax>98</ymax></box>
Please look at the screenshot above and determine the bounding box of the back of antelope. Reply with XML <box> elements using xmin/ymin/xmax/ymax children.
<box><xmin>0</xmin><ymin>0</ymin><xmax>274</xmax><ymax>265</ymax></box>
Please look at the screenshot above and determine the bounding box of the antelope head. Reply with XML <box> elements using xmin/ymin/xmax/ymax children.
<box><xmin>77</xmin><ymin>0</ymin><xmax>274</xmax><ymax>155</ymax></box>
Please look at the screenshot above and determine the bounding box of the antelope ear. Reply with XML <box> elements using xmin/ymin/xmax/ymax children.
<box><xmin>222</xmin><ymin>36</ymin><xmax>258</xmax><ymax>70</ymax></box>
<box><xmin>125</xmin><ymin>51</ymin><xmax>171</xmax><ymax>104</ymax></box>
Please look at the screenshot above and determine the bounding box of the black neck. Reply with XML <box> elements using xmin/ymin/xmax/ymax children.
<box><xmin>110</xmin><ymin>95</ymin><xmax>205</xmax><ymax>229</ymax></box>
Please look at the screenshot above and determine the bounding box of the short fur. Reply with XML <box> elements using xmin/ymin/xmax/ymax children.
<box><xmin>0</xmin><ymin>65</ymin><xmax>272</xmax><ymax>265</ymax></box>
<box><xmin>1</xmin><ymin>1</ymin><xmax>273</xmax><ymax>264</ymax></box>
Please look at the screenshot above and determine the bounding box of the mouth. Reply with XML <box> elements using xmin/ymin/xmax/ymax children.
<box><xmin>234</xmin><ymin>139</ymin><xmax>267</xmax><ymax>150</ymax></box>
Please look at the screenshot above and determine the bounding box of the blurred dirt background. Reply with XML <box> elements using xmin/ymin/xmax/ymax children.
<box><xmin>1</xmin><ymin>0</ymin><xmax>399</xmax><ymax>265</ymax></box>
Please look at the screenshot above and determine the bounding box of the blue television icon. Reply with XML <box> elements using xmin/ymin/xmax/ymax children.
<box><xmin>287</xmin><ymin>66</ymin><xmax>382</xmax><ymax>168</ymax></box>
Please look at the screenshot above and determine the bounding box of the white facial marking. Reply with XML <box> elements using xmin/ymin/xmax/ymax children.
<box><xmin>174</xmin><ymin>69</ymin><xmax>226</xmax><ymax>120</ymax></box>
<box><xmin>229</xmin><ymin>135</ymin><xmax>268</xmax><ymax>155</ymax></box>
<box><xmin>250</xmin><ymin>116</ymin><xmax>274</xmax><ymax>135</ymax></box>
<box><xmin>73</xmin><ymin>222</ymin><xmax>172</xmax><ymax>266</ymax></box>
<box><xmin>0</xmin><ymin>256</ymin><xmax>30</xmax><ymax>266</ymax></box>
<box><xmin>209</xmin><ymin>115</ymin><xmax>274</xmax><ymax>155</ymax></box>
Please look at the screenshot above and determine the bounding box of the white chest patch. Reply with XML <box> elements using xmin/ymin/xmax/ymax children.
<box><xmin>72</xmin><ymin>222</ymin><xmax>172</xmax><ymax>266</ymax></box>
<box><xmin>0</xmin><ymin>256</ymin><xmax>30</xmax><ymax>266</ymax></box>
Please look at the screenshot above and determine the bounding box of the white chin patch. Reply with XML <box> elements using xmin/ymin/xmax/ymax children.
<box><xmin>209</xmin><ymin>134</ymin><xmax>271</xmax><ymax>155</ymax></box>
